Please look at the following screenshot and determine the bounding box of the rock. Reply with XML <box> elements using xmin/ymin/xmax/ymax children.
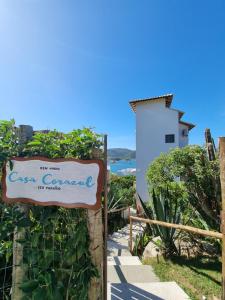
<box><xmin>143</xmin><ymin>237</ymin><xmax>161</xmax><ymax>259</ymax></box>
<box><xmin>122</xmin><ymin>207</ymin><xmax>136</xmax><ymax>219</ymax></box>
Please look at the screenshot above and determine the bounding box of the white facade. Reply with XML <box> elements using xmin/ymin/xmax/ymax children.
<box><xmin>130</xmin><ymin>94</ymin><xmax>194</xmax><ymax>201</ymax></box>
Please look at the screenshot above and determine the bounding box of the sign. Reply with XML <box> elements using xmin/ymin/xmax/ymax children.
<box><xmin>2</xmin><ymin>157</ymin><xmax>104</xmax><ymax>209</ymax></box>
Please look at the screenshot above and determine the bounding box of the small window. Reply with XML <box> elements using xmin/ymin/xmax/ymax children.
<box><xmin>165</xmin><ymin>134</ymin><xmax>175</xmax><ymax>143</ymax></box>
<box><xmin>182</xmin><ymin>129</ymin><xmax>188</xmax><ymax>137</ymax></box>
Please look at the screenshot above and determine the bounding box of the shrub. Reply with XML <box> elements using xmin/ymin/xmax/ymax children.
<box><xmin>107</xmin><ymin>175</ymin><xmax>135</xmax><ymax>234</ymax></box>
<box><xmin>108</xmin><ymin>174</ymin><xmax>135</xmax><ymax>209</ymax></box>
<box><xmin>146</xmin><ymin>145</ymin><xmax>221</xmax><ymax>231</ymax></box>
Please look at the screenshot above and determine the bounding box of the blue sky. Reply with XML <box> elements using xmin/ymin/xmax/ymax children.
<box><xmin>0</xmin><ymin>0</ymin><xmax>225</xmax><ymax>149</ymax></box>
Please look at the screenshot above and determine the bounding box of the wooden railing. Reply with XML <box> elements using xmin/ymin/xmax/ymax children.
<box><xmin>129</xmin><ymin>216</ymin><xmax>223</xmax><ymax>251</ymax></box>
<box><xmin>129</xmin><ymin>215</ymin><xmax>222</xmax><ymax>253</ymax></box>
<box><xmin>129</xmin><ymin>136</ymin><xmax>225</xmax><ymax>299</ymax></box>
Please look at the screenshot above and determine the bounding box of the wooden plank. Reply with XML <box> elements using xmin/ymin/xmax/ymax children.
<box><xmin>88</xmin><ymin>148</ymin><xmax>103</xmax><ymax>300</ymax></box>
<box><xmin>130</xmin><ymin>216</ymin><xmax>222</xmax><ymax>239</ymax></box>
<box><xmin>103</xmin><ymin>135</ymin><xmax>108</xmax><ymax>300</ymax></box>
<box><xmin>130</xmin><ymin>217</ymin><xmax>133</xmax><ymax>253</ymax></box>
<box><xmin>219</xmin><ymin>137</ymin><xmax>225</xmax><ymax>300</ymax></box>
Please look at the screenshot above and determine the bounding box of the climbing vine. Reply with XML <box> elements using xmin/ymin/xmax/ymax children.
<box><xmin>0</xmin><ymin>120</ymin><xmax>103</xmax><ymax>299</ymax></box>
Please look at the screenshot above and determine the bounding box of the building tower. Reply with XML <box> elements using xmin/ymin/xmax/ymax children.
<box><xmin>130</xmin><ymin>94</ymin><xmax>195</xmax><ymax>201</ymax></box>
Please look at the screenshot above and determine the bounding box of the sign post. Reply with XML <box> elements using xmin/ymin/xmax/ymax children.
<box><xmin>88</xmin><ymin>147</ymin><xmax>104</xmax><ymax>300</ymax></box>
<box><xmin>12</xmin><ymin>125</ymin><xmax>33</xmax><ymax>300</ymax></box>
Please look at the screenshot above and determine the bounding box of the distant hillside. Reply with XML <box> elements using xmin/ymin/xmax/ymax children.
<box><xmin>108</xmin><ymin>148</ymin><xmax>136</xmax><ymax>161</ymax></box>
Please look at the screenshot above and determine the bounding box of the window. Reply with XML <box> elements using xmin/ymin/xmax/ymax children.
<box><xmin>165</xmin><ymin>134</ymin><xmax>175</xmax><ymax>143</ymax></box>
<box><xmin>182</xmin><ymin>129</ymin><xmax>188</xmax><ymax>137</ymax></box>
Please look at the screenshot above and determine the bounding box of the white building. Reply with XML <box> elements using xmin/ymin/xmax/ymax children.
<box><xmin>129</xmin><ymin>94</ymin><xmax>195</xmax><ymax>201</ymax></box>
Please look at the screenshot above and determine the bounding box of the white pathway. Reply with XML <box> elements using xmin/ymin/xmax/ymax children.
<box><xmin>107</xmin><ymin>223</ymin><xmax>189</xmax><ymax>300</ymax></box>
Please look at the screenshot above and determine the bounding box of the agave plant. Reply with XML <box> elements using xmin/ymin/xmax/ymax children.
<box><xmin>107</xmin><ymin>195</ymin><xmax>123</xmax><ymax>213</ymax></box>
<box><xmin>139</xmin><ymin>188</ymin><xmax>181</xmax><ymax>257</ymax></box>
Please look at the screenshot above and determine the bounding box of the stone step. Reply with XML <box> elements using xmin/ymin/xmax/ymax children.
<box><xmin>108</xmin><ymin>265</ymin><xmax>160</xmax><ymax>283</ymax></box>
<box><xmin>108</xmin><ymin>282</ymin><xmax>189</xmax><ymax>300</ymax></box>
<box><xmin>107</xmin><ymin>256</ymin><xmax>141</xmax><ymax>266</ymax></box>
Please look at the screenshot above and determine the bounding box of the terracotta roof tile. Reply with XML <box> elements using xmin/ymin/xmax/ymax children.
<box><xmin>129</xmin><ymin>94</ymin><xmax>173</xmax><ymax>112</ymax></box>
<box><xmin>179</xmin><ymin>120</ymin><xmax>195</xmax><ymax>130</ymax></box>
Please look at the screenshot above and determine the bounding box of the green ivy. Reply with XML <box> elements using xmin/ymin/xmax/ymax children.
<box><xmin>0</xmin><ymin>120</ymin><xmax>103</xmax><ymax>299</ymax></box>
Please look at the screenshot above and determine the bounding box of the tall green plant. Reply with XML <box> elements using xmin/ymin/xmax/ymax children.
<box><xmin>140</xmin><ymin>189</ymin><xmax>181</xmax><ymax>257</ymax></box>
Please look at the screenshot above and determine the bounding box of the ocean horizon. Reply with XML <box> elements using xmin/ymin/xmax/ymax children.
<box><xmin>109</xmin><ymin>159</ymin><xmax>136</xmax><ymax>175</ymax></box>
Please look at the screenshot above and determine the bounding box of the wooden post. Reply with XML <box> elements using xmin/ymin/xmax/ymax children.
<box><xmin>129</xmin><ymin>217</ymin><xmax>133</xmax><ymax>253</ymax></box>
<box><xmin>12</xmin><ymin>125</ymin><xmax>33</xmax><ymax>300</ymax></box>
<box><xmin>87</xmin><ymin>147</ymin><xmax>104</xmax><ymax>300</ymax></box>
<box><xmin>205</xmin><ymin>128</ymin><xmax>216</xmax><ymax>161</ymax></box>
<box><xmin>103</xmin><ymin>135</ymin><xmax>108</xmax><ymax>300</ymax></box>
<box><xmin>219</xmin><ymin>137</ymin><xmax>225</xmax><ymax>300</ymax></box>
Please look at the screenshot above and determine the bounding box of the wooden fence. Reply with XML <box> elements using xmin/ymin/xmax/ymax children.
<box><xmin>8</xmin><ymin>125</ymin><xmax>107</xmax><ymax>300</ymax></box>
<box><xmin>129</xmin><ymin>137</ymin><xmax>225</xmax><ymax>300</ymax></box>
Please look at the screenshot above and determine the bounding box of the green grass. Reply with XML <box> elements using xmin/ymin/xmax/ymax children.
<box><xmin>143</xmin><ymin>256</ymin><xmax>221</xmax><ymax>300</ymax></box>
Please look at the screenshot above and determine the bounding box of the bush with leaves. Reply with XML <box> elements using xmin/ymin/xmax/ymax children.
<box><xmin>108</xmin><ymin>174</ymin><xmax>135</xmax><ymax>210</ymax></box>
<box><xmin>146</xmin><ymin>145</ymin><xmax>221</xmax><ymax>231</ymax></box>
<box><xmin>107</xmin><ymin>175</ymin><xmax>135</xmax><ymax>234</ymax></box>
<box><xmin>0</xmin><ymin>119</ymin><xmax>103</xmax><ymax>299</ymax></box>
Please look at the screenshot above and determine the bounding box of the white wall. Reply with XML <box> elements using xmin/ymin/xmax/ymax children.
<box><xmin>136</xmin><ymin>99</ymin><xmax>179</xmax><ymax>201</ymax></box>
<box><xmin>179</xmin><ymin>123</ymin><xmax>189</xmax><ymax>147</ymax></box>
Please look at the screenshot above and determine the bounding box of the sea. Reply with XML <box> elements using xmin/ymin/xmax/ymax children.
<box><xmin>109</xmin><ymin>159</ymin><xmax>136</xmax><ymax>175</ymax></box>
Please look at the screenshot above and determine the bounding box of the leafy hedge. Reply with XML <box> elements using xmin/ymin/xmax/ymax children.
<box><xmin>108</xmin><ymin>174</ymin><xmax>135</xmax><ymax>209</ymax></box>
<box><xmin>108</xmin><ymin>175</ymin><xmax>135</xmax><ymax>234</ymax></box>
<box><xmin>0</xmin><ymin>120</ymin><xmax>103</xmax><ymax>300</ymax></box>
<box><xmin>146</xmin><ymin>145</ymin><xmax>221</xmax><ymax>231</ymax></box>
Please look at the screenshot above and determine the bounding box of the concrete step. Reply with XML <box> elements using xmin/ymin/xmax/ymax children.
<box><xmin>109</xmin><ymin>236</ymin><xmax>129</xmax><ymax>246</ymax></box>
<box><xmin>111</xmin><ymin>232</ymin><xmax>129</xmax><ymax>240</ymax></box>
<box><xmin>107</xmin><ymin>240</ymin><xmax>131</xmax><ymax>256</ymax></box>
<box><xmin>117</xmin><ymin>225</ymin><xmax>145</xmax><ymax>233</ymax></box>
<box><xmin>107</xmin><ymin>256</ymin><xmax>141</xmax><ymax>266</ymax></box>
<box><xmin>108</xmin><ymin>282</ymin><xmax>189</xmax><ymax>300</ymax></box>
<box><xmin>108</xmin><ymin>265</ymin><xmax>160</xmax><ymax>283</ymax></box>
<box><xmin>107</xmin><ymin>248</ymin><xmax>132</xmax><ymax>257</ymax></box>
<box><xmin>107</xmin><ymin>222</ymin><xmax>147</xmax><ymax>256</ymax></box>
